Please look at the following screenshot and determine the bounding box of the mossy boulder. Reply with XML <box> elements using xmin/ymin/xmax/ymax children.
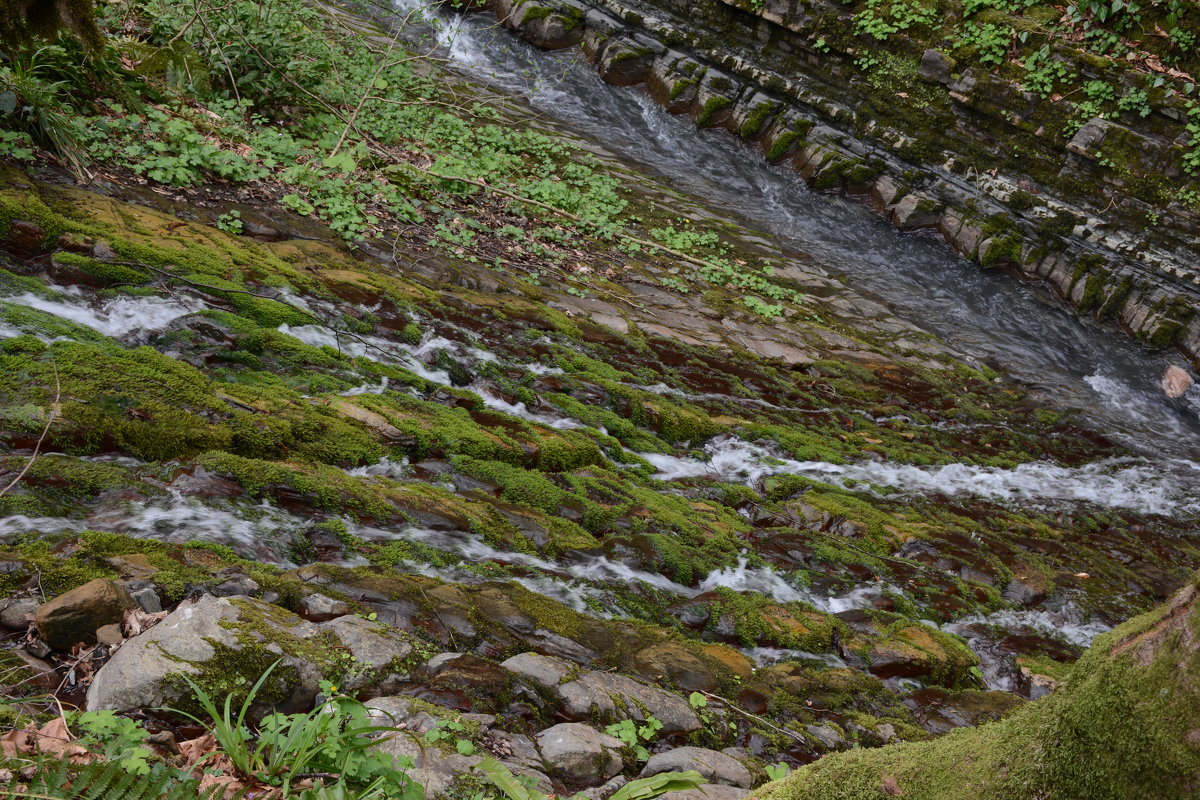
<box><xmin>756</xmin><ymin>575</ymin><xmax>1200</xmax><ymax>800</ymax></box>
<box><xmin>86</xmin><ymin>594</ymin><xmax>416</xmax><ymax>717</ymax></box>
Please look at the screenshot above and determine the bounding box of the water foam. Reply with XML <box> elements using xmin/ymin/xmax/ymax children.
<box><xmin>4</xmin><ymin>291</ymin><xmax>202</xmax><ymax>339</ymax></box>
<box><xmin>646</xmin><ymin>436</ymin><xmax>1200</xmax><ymax>515</ymax></box>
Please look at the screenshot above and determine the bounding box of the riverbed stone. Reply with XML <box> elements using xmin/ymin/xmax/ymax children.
<box><xmin>502</xmin><ymin>652</ymin><xmax>702</xmax><ymax>732</ymax></box>
<box><xmin>34</xmin><ymin>579</ymin><xmax>136</xmax><ymax>651</ymax></box>
<box><xmin>1163</xmin><ymin>365</ymin><xmax>1194</xmax><ymax>399</ymax></box>
<box><xmin>536</xmin><ymin>722</ymin><xmax>624</xmax><ymax>784</ymax></box>
<box><xmin>640</xmin><ymin>747</ymin><xmax>752</xmax><ymax>788</ymax></box>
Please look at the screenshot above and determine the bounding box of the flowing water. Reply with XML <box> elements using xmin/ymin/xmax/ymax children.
<box><xmin>397</xmin><ymin>4</ymin><xmax>1200</xmax><ymax>465</ymax></box>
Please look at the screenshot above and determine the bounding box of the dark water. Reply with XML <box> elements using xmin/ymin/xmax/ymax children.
<box><xmin>397</xmin><ymin>5</ymin><xmax>1200</xmax><ymax>466</ymax></box>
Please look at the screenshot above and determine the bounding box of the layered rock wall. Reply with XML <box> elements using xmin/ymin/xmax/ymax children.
<box><xmin>464</xmin><ymin>0</ymin><xmax>1200</xmax><ymax>359</ymax></box>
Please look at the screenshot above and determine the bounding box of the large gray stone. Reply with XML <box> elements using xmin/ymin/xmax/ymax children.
<box><xmin>536</xmin><ymin>722</ymin><xmax>624</xmax><ymax>785</ymax></box>
<box><xmin>86</xmin><ymin>596</ymin><xmax>414</xmax><ymax>714</ymax></box>
<box><xmin>502</xmin><ymin>653</ymin><xmax>701</xmax><ymax>733</ymax></box>
<box><xmin>640</xmin><ymin>747</ymin><xmax>752</xmax><ymax>788</ymax></box>
<box><xmin>657</xmin><ymin>787</ymin><xmax>749</xmax><ymax>800</ymax></box>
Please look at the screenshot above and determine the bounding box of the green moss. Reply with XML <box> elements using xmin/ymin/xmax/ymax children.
<box><xmin>740</xmin><ymin>102</ymin><xmax>779</xmax><ymax>140</ymax></box>
<box><xmin>697</xmin><ymin>96</ymin><xmax>733</xmax><ymax>127</ymax></box>
<box><xmin>51</xmin><ymin>252</ymin><xmax>152</xmax><ymax>286</ymax></box>
<box><xmin>757</xmin><ymin>580</ymin><xmax>1200</xmax><ymax>800</ymax></box>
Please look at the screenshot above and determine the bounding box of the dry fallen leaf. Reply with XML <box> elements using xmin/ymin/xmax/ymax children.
<box><xmin>882</xmin><ymin>774</ymin><xmax>903</xmax><ymax>796</ymax></box>
<box><xmin>123</xmin><ymin>607</ymin><xmax>168</xmax><ymax>638</ymax></box>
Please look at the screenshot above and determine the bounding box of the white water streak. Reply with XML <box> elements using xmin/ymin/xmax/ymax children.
<box><xmin>646</xmin><ymin>436</ymin><xmax>1200</xmax><ymax>516</ymax></box>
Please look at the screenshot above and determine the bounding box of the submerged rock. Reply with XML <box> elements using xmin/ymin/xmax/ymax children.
<box><xmin>1162</xmin><ymin>365</ymin><xmax>1195</xmax><ymax>400</ymax></box>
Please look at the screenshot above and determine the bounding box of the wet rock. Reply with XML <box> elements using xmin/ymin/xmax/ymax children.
<box><xmin>4</xmin><ymin>219</ymin><xmax>47</xmax><ymax>257</ymax></box>
<box><xmin>105</xmin><ymin>554</ymin><xmax>159</xmax><ymax>579</ymax></box>
<box><xmin>1018</xmin><ymin>665</ymin><xmax>1060</xmax><ymax>700</ymax></box>
<box><xmin>640</xmin><ymin>747</ymin><xmax>752</xmax><ymax>788</ymax></box>
<box><xmin>891</xmin><ymin>195</ymin><xmax>943</xmax><ymax>231</ymax></box>
<box><xmin>632</xmin><ymin>642</ymin><xmax>723</xmax><ymax>692</ymax></box>
<box><xmin>212</xmin><ymin>574</ymin><xmax>260</xmax><ymax>597</ymax></box>
<box><xmin>87</xmin><ymin>595</ymin><xmax>414</xmax><ymax>714</ymax></box>
<box><xmin>299</xmin><ymin>592</ymin><xmax>351</xmax><ymax>622</ymax></box>
<box><xmin>34</xmin><ymin>579</ymin><xmax>137</xmax><ymax>651</ymax></box>
<box><xmin>1002</xmin><ymin>569</ymin><xmax>1051</xmax><ymax>607</ymax></box>
<box><xmin>905</xmin><ymin>687</ymin><xmax>1024</xmax><ymax>735</ymax></box>
<box><xmin>0</xmin><ymin>596</ymin><xmax>37</xmax><ymax>630</ymax></box>
<box><xmin>537</xmin><ymin>722</ymin><xmax>624</xmax><ymax>785</ymax></box>
<box><xmin>418</xmin><ymin>652</ymin><xmax>510</xmax><ymax>692</ymax></box>
<box><xmin>1162</xmin><ymin>365</ymin><xmax>1194</xmax><ymax>399</ymax></box>
<box><xmin>502</xmin><ymin>652</ymin><xmax>702</xmax><ymax>733</ymax></box>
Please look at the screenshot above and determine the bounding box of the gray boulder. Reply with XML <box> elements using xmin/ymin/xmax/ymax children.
<box><xmin>86</xmin><ymin>596</ymin><xmax>413</xmax><ymax>714</ymax></box>
<box><xmin>658</xmin><ymin>787</ymin><xmax>749</xmax><ymax>800</ymax></box>
<box><xmin>537</xmin><ymin>722</ymin><xmax>624</xmax><ymax>785</ymax></box>
<box><xmin>502</xmin><ymin>652</ymin><xmax>701</xmax><ymax>733</ymax></box>
<box><xmin>640</xmin><ymin>747</ymin><xmax>752</xmax><ymax>788</ymax></box>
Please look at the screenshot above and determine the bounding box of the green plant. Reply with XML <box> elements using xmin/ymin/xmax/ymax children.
<box><xmin>0</xmin><ymin>128</ymin><xmax>35</xmax><ymax>160</ymax></box>
<box><xmin>217</xmin><ymin>210</ymin><xmax>244</xmax><ymax>234</ymax></box>
<box><xmin>0</xmin><ymin>44</ymin><xmax>88</xmax><ymax>173</ymax></box>
<box><xmin>169</xmin><ymin>661</ymin><xmax>421</xmax><ymax>798</ymax></box>
<box><xmin>67</xmin><ymin>709</ymin><xmax>155</xmax><ymax>774</ymax></box>
<box><xmin>956</xmin><ymin>22</ymin><xmax>1011</xmax><ymax>66</ymax></box>
<box><xmin>1184</xmin><ymin>104</ymin><xmax>1200</xmax><ymax>176</ymax></box>
<box><xmin>1021</xmin><ymin>46</ymin><xmax>1073</xmax><ymax>97</ymax></box>
<box><xmin>18</xmin><ymin>759</ymin><xmax>234</xmax><ymax>800</ymax></box>
<box><xmin>605</xmin><ymin>715</ymin><xmax>663</xmax><ymax>761</ymax></box>
<box><xmin>764</xmin><ymin>763</ymin><xmax>791</xmax><ymax>781</ymax></box>
<box><xmin>1117</xmin><ymin>86</ymin><xmax>1151</xmax><ymax>118</ymax></box>
<box><xmin>425</xmin><ymin>718</ymin><xmax>476</xmax><ymax>755</ymax></box>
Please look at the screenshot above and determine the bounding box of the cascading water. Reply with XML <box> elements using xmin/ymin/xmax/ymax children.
<box><xmin>390</xmin><ymin>1</ymin><xmax>1200</xmax><ymax>465</ymax></box>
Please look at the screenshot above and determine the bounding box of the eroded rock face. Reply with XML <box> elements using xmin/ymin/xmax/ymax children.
<box><xmin>34</xmin><ymin>578</ymin><xmax>136</xmax><ymax>651</ymax></box>
<box><xmin>86</xmin><ymin>595</ymin><xmax>413</xmax><ymax>714</ymax></box>
<box><xmin>502</xmin><ymin>652</ymin><xmax>702</xmax><ymax>733</ymax></box>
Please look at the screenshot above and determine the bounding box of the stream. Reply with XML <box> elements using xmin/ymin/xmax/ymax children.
<box><xmin>400</xmin><ymin>4</ymin><xmax>1200</xmax><ymax>464</ymax></box>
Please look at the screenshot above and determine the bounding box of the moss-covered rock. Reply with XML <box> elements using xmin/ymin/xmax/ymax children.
<box><xmin>756</xmin><ymin>575</ymin><xmax>1200</xmax><ymax>800</ymax></box>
